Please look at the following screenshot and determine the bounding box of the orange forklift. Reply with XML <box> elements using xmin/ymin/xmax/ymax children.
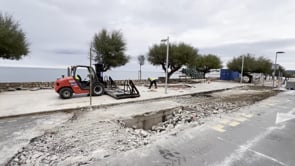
<box><xmin>54</xmin><ymin>65</ymin><xmax>140</xmax><ymax>99</ymax></box>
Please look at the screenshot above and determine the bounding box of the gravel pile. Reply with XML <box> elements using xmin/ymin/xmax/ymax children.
<box><xmin>148</xmin><ymin>102</ymin><xmax>244</xmax><ymax>133</ymax></box>
<box><xmin>150</xmin><ymin>87</ymin><xmax>278</xmax><ymax>133</ymax></box>
<box><xmin>7</xmin><ymin>119</ymin><xmax>155</xmax><ymax>166</ymax></box>
<box><xmin>7</xmin><ymin>86</ymin><xmax>278</xmax><ymax>165</ymax></box>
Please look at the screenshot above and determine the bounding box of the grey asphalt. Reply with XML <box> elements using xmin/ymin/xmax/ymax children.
<box><xmin>98</xmin><ymin>90</ymin><xmax>295</xmax><ymax>166</ymax></box>
<box><xmin>0</xmin><ymin>113</ymin><xmax>71</xmax><ymax>165</ymax></box>
<box><xmin>0</xmin><ymin>81</ymin><xmax>242</xmax><ymax>119</ymax></box>
<box><xmin>0</xmin><ymin>81</ymin><xmax>242</xmax><ymax>165</ymax></box>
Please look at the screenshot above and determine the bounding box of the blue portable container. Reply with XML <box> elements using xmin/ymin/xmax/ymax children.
<box><xmin>220</xmin><ymin>69</ymin><xmax>240</xmax><ymax>80</ymax></box>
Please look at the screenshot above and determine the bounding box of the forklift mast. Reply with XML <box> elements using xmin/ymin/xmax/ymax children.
<box><xmin>94</xmin><ymin>63</ymin><xmax>104</xmax><ymax>83</ymax></box>
<box><xmin>94</xmin><ymin>63</ymin><xmax>140</xmax><ymax>99</ymax></box>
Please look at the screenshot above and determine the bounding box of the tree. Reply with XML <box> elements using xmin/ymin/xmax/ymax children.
<box><xmin>0</xmin><ymin>13</ymin><xmax>29</xmax><ymax>60</ymax></box>
<box><xmin>137</xmin><ymin>55</ymin><xmax>145</xmax><ymax>80</ymax></box>
<box><xmin>255</xmin><ymin>56</ymin><xmax>272</xmax><ymax>74</ymax></box>
<box><xmin>194</xmin><ymin>54</ymin><xmax>222</xmax><ymax>78</ymax></box>
<box><xmin>227</xmin><ymin>53</ymin><xmax>272</xmax><ymax>83</ymax></box>
<box><xmin>91</xmin><ymin>29</ymin><xmax>129</xmax><ymax>72</ymax></box>
<box><xmin>148</xmin><ymin>43</ymin><xmax>198</xmax><ymax>79</ymax></box>
<box><xmin>274</xmin><ymin>64</ymin><xmax>287</xmax><ymax>77</ymax></box>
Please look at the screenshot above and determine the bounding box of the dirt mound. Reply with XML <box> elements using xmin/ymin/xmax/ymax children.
<box><xmin>7</xmin><ymin>86</ymin><xmax>279</xmax><ymax>165</ymax></box>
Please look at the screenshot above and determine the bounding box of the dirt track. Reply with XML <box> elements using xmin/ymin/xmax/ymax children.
<box><xmin>7</xmin><ymin>86</ymin><xmax>279</xmax><ymax>165</ymax></box>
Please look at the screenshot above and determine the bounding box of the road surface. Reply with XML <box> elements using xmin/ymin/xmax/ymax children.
<box><xmin>99</xmin><ymin>90</ymin><xmax>295</xmax><ymax>166</ymax></box>
<box><xmin>0</xmin><ymin>113</ymin><xmax>71</xmax><ymax>165</ymax></box>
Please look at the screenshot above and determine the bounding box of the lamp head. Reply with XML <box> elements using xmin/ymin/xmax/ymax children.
<box><xmin>276</xmin><ymin>51</ymin><xmax>285</xmax><ymax>54</ymax></box>
<box><xmin>161</xmin><ymin>36</ymin><xmax>169</xmax><ymax>42</ymax></box>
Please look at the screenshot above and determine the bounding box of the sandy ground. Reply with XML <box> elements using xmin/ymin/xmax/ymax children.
<box><xmin>6</xmin><ymin>86</ymin><xmax>279</xmax><ymax>165</ymax></box>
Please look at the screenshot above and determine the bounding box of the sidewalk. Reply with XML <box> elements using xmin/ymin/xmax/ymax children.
<box><xmin>0</xmin><ymin>81</ymin><xmax>243</xmax><ymax>119</ymax></box>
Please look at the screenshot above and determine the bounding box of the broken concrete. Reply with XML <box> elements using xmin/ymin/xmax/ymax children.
<box><xmin>0</xmin><ymin>82</ymin><xmax>242</xmax><ymax>119</ymax></box>
<box><xmin>6</xmin><ymin>86</ymin><xmax>279</xmax><ymax>165</ymax></box>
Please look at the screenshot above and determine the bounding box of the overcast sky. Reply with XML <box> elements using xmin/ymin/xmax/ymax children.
<box><xmin>1</xmin><ymin>0</ymin><xmax>295</xmax><ymax>71</ymax></box>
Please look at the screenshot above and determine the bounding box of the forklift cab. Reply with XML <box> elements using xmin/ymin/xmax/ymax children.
<box><xmin>71</xmin><ymin>66</ymin><xmax>96</xmax><ymax>90</ymax></box>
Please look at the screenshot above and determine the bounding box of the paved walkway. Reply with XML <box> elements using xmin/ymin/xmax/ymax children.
<box><xmin>0</xmin><ymin>81</ymin><xmax>243</xmax><ymax>119</ymax></box>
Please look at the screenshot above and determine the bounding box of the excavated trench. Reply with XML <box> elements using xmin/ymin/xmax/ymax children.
<box><xmin>122</xmin><ymin>86</ymin><xmax>279</xmax><ymax>133</ymax></box>
<box><xmin>122</xmin><ymin>107</ymin><xmax>182</xmax><ymax>130</ymax></box>
<box><xmin>7</xmin><ymin>86</ymin><xmax>280</xmax><ymax>165</ymax></box>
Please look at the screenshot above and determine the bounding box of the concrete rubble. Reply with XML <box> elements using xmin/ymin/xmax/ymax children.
<box><xmin>6</xmin><ymin>86</ymin><xmax>278</xmax><ymax>165</ymax></box>
<box><xmin>149</xmin><ymin>87</ymin><xmax>277</xmax><ymax>134</ymax></box>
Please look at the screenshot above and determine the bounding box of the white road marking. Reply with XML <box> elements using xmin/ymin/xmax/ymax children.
<box><xmin>210</xmin><ymin>124</ymin><xmax>226</xmax><ymax>132</ymax></box>
<box><xmin>6</xmin><ymin>119</ymin><xmax>17</xmax><ymax>123</ymax></box>
<box><xmin>276</xmin><ymin>113</ymin><xmax>295</xmax><ymax>124</ymax></box>
<box><xmin>235</xmin><ymin>117</ymin><xmax>247</xmax><ymax>122</ymax></box>
<box><xmin>276</xmin><ymin>108</ymin><xmax>295</xmax><ymax>124</ymax></box>
<box><xmin>228</xmin><ymin>121</ymin><xmax>240</xmax><ymax>127</ymax></box>
<box><xmin>219</xmin><ymin>119</ymin><xmax>230</xmax><ymax>124</ymax></box>
<box><xmin>213</xmin><ymin>125</ymin><xmax>287</xmax><ymax>166</ymax></box>
<box><xmin>241</xmin><ymin>113</ymin><xmax>253</xmax><ymax>118</ymax></box>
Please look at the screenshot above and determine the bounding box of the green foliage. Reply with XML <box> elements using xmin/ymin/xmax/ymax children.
<box><xmin>181</xmin><ymin>68</ymin><xmax>203</xmax><ymax>79</ymax></box>
<box><xmin>0</xmin><ymin>13</ymin><xmax>29</xmax><ymax>60</ymax></box>
<box><xmin>256</xmin><ymin>56</ymin><xmax>272</xmax><ymax>74</ymax></box>
<box><xmin>138</xmin><ymin>55</ymin><xmax>145</xmax><ymax>66</ymax></box>
<box><xmin>275</xmin><ymin>65</ymin><xmax>288</xmax><ymax>77</ymax></box>
<box><xmin>227</xmin><ymin>53</ymin><xmax>272</xmax><ymax>75</ymax></box>
<box><xmin>148</xmin><ymin>42</ymin><xmax>198</xmax><ymax>78</ymax></box>
<box><xmin>92</xmin><ymin>29</ymin><xmax>129</xmax><ymax>71</ymax></box>
<box><xmin>194</xmin><ymin>54</ymin><xmax>222</xmax><ymax>77</ymax></box>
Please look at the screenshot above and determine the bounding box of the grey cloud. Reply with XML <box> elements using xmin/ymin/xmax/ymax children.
<box><xmin>1</xmin><ymin>0</ymin><xmax>295</xmax><ymax>70</ymax></box>
<box><xmin>200</xmin><ymin>38</ymin><xmax>295</xmax><ymax>68</ymax></box>
<box><xmin>201</xmin><ymin>38</ymin><xmax>295</xmax><ymax>56</ymax></box>
<box><xmin>51</xmin><ymin>49</ymin><xmax>86</xmax><ymax>55</ymax></box>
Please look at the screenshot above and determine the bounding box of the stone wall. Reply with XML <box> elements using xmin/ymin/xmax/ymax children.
<box><xmin>0</xmin><ymin>82</ymin><xmax>54</xmax><ymax>90</ymax></box>
<box><xmin>0</xmin><ymin>78</ymin><xmax>194</xmax><ymax>91</ymax></box>
<box><xmin>0</xmin><ymin>80</ymin><xmax>146</xmax><ymax>91</ymax></box>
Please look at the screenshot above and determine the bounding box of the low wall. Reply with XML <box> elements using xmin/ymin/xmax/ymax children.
<box><xmin>123</xmin><ymin>106</ymin><xmax>182</xmax><ymax>130</ymax></box>
<box><xmin>0</xmin><ymin>78</ymin><xmax>198</xmax><ymax>91</ymax></box>
<box><xmin>0</xmin><ymin>82</ymin><xmax>54</xmax><ymax>90</ymax></box>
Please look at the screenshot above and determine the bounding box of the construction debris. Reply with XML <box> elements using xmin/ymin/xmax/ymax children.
<box><xmin>7</xmin><ymin>86</ymin><xmax>278</xmax><ymax>165</ymax></box>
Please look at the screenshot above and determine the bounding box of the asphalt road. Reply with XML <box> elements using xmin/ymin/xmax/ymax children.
<box><xmin>99</xmin><ymin>90</ymin><xmax>295</xmax><ymax>166</ymax></box>
<box><xmin>0</xmin><ymin>113</ymin><xmax>71</xmax><ymax>165</ymax></box>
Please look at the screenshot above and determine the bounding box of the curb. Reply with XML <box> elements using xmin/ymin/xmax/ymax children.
<box><xmin>0</xmin><ymin>86</ymin><xmax>244</xmax><ymax>120</ymax></box>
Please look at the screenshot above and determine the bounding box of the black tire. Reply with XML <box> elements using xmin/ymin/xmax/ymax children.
<box><xmin>59</xmin><ymin>87</ymin><xmax>73</xmax><ymax>99</ymax></box>
<box><xmin>92</xmin><ymin>83</ymin><xmax>104</xmax><ymax>96</ymax></box>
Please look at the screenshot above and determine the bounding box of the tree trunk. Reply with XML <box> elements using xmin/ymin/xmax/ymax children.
<box><xmin>139</xmin><ymin>65</ymin><xmax>142</xmax><ymax>80</ymax></box>
<box><xmin>168</xmin><ymin>67</ymin><xmax>181</xmax><ymax>80</ymax></box>
<box><xmin>243</xmin><ymin>73</ymin><xmax>253</xmax><ymax>83</ymax></box>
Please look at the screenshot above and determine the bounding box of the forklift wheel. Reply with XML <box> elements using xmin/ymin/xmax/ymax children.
<box><xmin>92</xmin><ymin>83</ymin><xmax>104</xmax><ymax>96</ymax></box>
<box><xmin>59</xmin><ymin>87</ymin><xmax>73</xmax><ymax>99</ymax></box>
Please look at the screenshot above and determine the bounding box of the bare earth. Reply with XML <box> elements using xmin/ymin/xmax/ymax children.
<box><xmin>7</xmin><ymin>86</ymin><xmax>279</xmax><ymax>165</ymax></box>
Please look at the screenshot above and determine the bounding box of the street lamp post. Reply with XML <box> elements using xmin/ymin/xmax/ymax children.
<box><xmin>89</xmin><ymin>45</ymin><xmax>100</xmax><ymax>110</ymax></box>
<box><xmin>161</xmin><ymin>36</ymin><xmax>169</xmax><ymax>94</ymax></box>
<box><xmin>240</xmin><ymin>55</ymin><xmax>244</xmax><ymax>84</ymax></box>
<box><xmin>89</xmin><ymin>46</ymin><xmax>93</xmax><ymax>110</ymax></box>
<box><xmin>272</xmin><ymin>51</ymin><xmax>285</xmax><ymax>88</ymax></box>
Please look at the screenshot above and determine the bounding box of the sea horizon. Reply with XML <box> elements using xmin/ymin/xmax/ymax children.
<box><xmin>0</xmin><ymin>66</ymin><xmax>182</xmax><ymax>82</ymax></box>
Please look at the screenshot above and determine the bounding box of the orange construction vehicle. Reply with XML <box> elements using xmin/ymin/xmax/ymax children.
<box><xmin>54</xmin><ymin>65</ymin><xmax>140</xmax><ymax>99</ymax></box>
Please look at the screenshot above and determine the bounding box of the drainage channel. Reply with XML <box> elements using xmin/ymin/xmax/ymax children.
<box><xmin>122</xmin><ymin>106</ymin><xmax>182</xmax><ymax>130</ymax></box>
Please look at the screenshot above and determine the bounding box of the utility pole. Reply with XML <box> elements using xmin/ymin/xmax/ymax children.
<box><xmin>161</xmin><ymin>36</ymin><xmax>169</xmax><ymax>94</ymax></box>
<box><xmin>272</xmin><ymin>51</ymin><xmax>285</xmax><ymax>88</ymax></box>
<box><xmin>240</xmin><ymin>55</ymin><xmax>244</xmax><ymax>84</ymax></box>
<box><xmin>89</xmin><ymin>46</ymin><xmax>93</xmax><ymax>110</ymax></box>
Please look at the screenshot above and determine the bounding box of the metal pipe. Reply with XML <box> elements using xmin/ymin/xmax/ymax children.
<box><xmin>240</xmin><ymin>55</ymin><xmax>244</xmax><ymax>84</ymax></box>
<box><xmin>273</xmin><ymin>51</ymin><xmax>285</xmax><ymax>88</ymax></box>
<box><xmin>89</xmin><ymin>46</ymin><xmax>92</xmax><ymax>110</ymax></box>
<box><xmin>165</xmin><ymin>37</ymin><xmax>169</xmax><ymax>94</ymax></box>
